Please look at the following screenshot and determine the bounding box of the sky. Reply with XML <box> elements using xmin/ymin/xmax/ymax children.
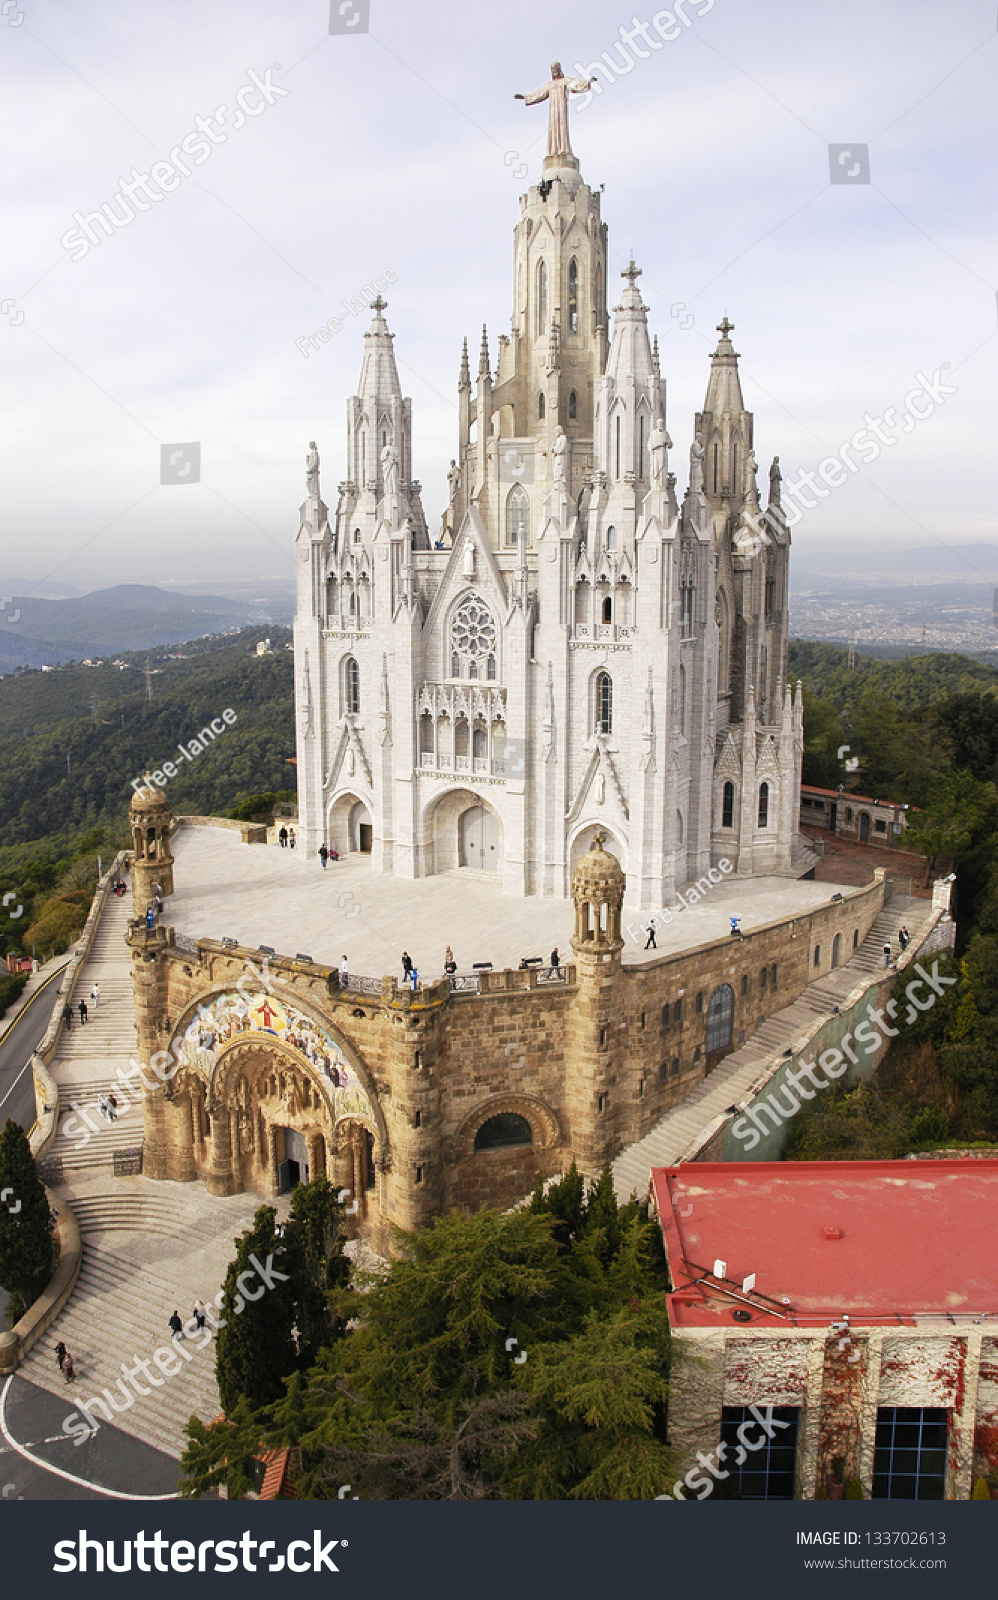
<box><xmin>1</xmin><ymin>0</ymin><xmax>995</xmax><ymax>594</ymax></box>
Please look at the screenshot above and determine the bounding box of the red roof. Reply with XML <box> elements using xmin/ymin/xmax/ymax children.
<box><xmin>800</xmin><ymin>785</ymin><xmax>905</xmax><ymax>809</ymax></box>
<box><xmin>652</xmin><ymin>1161</ymin><xmax>998</xmax><ymax>1330</ymax></box>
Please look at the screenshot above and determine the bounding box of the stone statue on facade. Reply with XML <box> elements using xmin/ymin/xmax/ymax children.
<box><xmin>649</xmin><ymin>419</ymin><xmax>669</xmax><ymax>487</ymax></box>
<box><xmin>690</xmin><ymin>433</ymin><xmax>705</xmax><ymax>494</ymax></box>
<box><xmin>447</xmin><ymin>458</ymin><xmax>461</xmax><ymax>502</ymax></box>
<box><xmin>515</xmin><ymin>62</ymin><xmax>593</xmax><ymax>158</ymax></box>
<box><xmin>306</xmin><ymin>440</ymin><xmax>320</xmax><ymax>499</ymax></box>
<box><xmin>462</xmin><ymin>539</ymin><xmax>476</xmax><ymax>578</ymax></box>
<box><xmin>381</xmin><ymin>442</ymin><xmax>400</xmax><ymax>500</ymax></box>
<box><xmin>552</xmin><ymin>424</ymin><xmax>569</xmax><ymax>489</ymax></box>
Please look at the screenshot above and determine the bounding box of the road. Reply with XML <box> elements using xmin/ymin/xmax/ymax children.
<box><xmin>0</xmin><ymin>963</ymin><xmax>67</xmax><ymax>1134</ymax></box>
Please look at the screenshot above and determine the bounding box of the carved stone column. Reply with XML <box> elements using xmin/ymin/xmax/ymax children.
<box><xmin>206</xmin><ymin>1106</ymin><xmax>240</xmax><ymax>1196</ymax></box>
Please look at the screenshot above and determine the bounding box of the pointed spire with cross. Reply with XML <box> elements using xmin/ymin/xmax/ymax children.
<box><xmin>622</xmin><ymin>258</ymin><xmax>642</xmax><ymax>285</ymax></box>
<box><xmin>716</xmin><ymin>315</ymin><xmax>735</xmax><ymax>341</ymax></box>
<box><xmin>371</xmin><ymin>294</ymin><xmax>388</xmax><ymax>315</ymax></box>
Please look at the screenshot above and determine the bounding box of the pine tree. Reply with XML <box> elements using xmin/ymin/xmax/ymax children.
<box><xmin>0</xmin><ymin>1117</ymin><xmax>53</xmax><ymax>1320</ymax></box>
<box><xmin>214</xmin><ymin>1206</ymin><xmax>297</xmax><ymax>1413</ymax></box>
<box><xmin>536</xmin><ymin>1161</ymin><xmax>586</xmax><ymax>1249</ymax></box>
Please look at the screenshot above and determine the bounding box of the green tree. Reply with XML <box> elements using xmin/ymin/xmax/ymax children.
<box><xmin>281</xmin><ymin>1176</ymin><xmax>350</xmax><ymax>1369</ymax></box>
<box><xmin>0</xmin><ymin>1118</ymin><xmax>54</xmax><ymax>1324</ymax></box>
<box><xmin>800</xmin><ymin>689</ymin><xmax>846</xmax><ymax>789</ymax></box>
<box><xmin>906</xmin><ymin>771</ymin><xmax>998</xmax><ymax>874</ymax></box>
<box><xmin>214</xmin><ymin>1206</ymin><xmax>298</xmax><ymax>1413</ymax></box>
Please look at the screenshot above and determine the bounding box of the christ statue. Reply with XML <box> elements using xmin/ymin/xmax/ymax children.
<box><xmin>515</xmin><ymin>62</ymin><xmax>592</xmax><ymax>159</ymax></box>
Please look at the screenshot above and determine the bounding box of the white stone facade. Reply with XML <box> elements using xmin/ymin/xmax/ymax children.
<box><xmin>293</xmin><ymin>144</ymin><xmax>804</xmax><ymax>911</ymax></box>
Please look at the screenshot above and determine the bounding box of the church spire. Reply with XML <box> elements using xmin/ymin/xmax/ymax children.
<box><xmin>478</xmin><ymin>323</ymin><xmax>491</xmax><ymax>382</ymax></box>
<box><xmin>702</xmin><ymin>315</ymin><xmax>745</xmax><ymax>418</ymax></box>
<box><xmin>459</xmin><ymin>335</ymin><xmax>470</xmax><ymax>391</ymax></box>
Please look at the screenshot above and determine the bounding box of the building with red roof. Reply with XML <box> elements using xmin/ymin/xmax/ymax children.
<box><xmin>650</xmin><ymin>1160</ymin><xmax>998</xmax><ymax>1500</ymax></box>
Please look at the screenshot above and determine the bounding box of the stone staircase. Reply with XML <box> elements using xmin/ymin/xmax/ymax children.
<box><xmin>612</xmin><ymin>897</ymin><xmax>934</xmax><ymax>1201</ymax></box>
<box><xmin>45</xmin><ymin>891</ymin><xmax>143</xmax><ymax>1177</ymax></box>
<box><xmin>19</xmin><ymin>1184</ymin><xmax>273</xmax><ymax>1460</ymax></box>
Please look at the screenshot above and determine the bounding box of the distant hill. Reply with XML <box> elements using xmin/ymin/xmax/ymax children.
<box><xmin>0</xmin><ymin>583</ymin><xmax>295</xmax><ymax>672</ymax></box>
<box><xmin>0</xmin><ymin>627</ymin><xmax>295</xmax><ymax>851</ymax></box>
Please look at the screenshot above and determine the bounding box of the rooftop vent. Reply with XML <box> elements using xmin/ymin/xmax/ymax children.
<box><xmin>822</xmin><ymin>1226</ymin><xmax>843</xmax><ymax>1241</ymax></box>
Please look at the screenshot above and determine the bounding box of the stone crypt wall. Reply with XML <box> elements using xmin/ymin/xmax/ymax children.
<box><xmin>127</xmin><ymin>847</ymin><xmax>884</xmax><ymax>1256</ymax></box>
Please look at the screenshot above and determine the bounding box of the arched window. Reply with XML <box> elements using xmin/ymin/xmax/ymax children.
<box><xmin>676</xmin><ymin>809</ymin><xmax>685</xmax><ymax>844</ymax></box>
<box><xmin>450</xmin><ymin>651</ymin><xmax>460</xmax><ymax>678</ymax></box>
<box><xmin>681</xmin><ymin>582</ymin><xmax>695</xmax><ymax>638</ymax></box>
<box><xmin>615</xmin><ymin>414</ymin><xmax>621</xmax><ymax>479</ymax></box>
<box><xmin>602</xmin><ymin>595</ymin><xmax>613</xmax><ymax>624</ymax></box>
<box><xmin>705</xmin><ymin>984</ymin><xmax>735</xmax><ymax>1054</ymax></box>
<box><xmin>475</xmin><ymin>1112</ymin><xmax>532</xmax><ymax>1150</ymax></box>
<box><xmin>472</xmin><ymin>726</ymin><xmax>487</xmax><ymax>758</ymax></box>
<box><xmin>535</xmin><ymin>258</ymin><xmax>547</xmax><ymax>338</ymax></box>
<box><xmin>712</xmin><ymin>441</ymin><xmax>719</xmax><ymax>494</ymax></box>
<box><xmin>486</xmin><ymin>654</ymin><xmax>496</xmax><ymax>681</ymax></box>
<box><xmin>732</xmin><ymin>442</ymin><xmax>738</xmax><ymax>496</ymax></box>
<box><xmin>638</xmin><ymin>413</ymin><xmax>646</xmax><ymax>480</ymax></box>
<box><xmin>596</xmin><ymin>671</ymin><xmax>612</xmax><ymax>734</ymax></box>
<box><xmin>605</xmin><ymin>525</ymin><xmax>617</xmax><ymax>550</ymax></box>
<box><xmin>569</xmin><ymin>389</ymin><xmax>577</xmax><ymax>420</ymax></box>
<box><xmin>419</xmin><ymin>712</ymin><xmax>434</xmax><ymax>754</ymax></box>
<box><xmin>505</xmin><ymin>482</ymin><xmax>530</xmax><ymax>546</ymax></box>
<box><xmin>722</xmin><ymin>781</ymin><xmax>735</xmax><ymax>828</ymax></box>
<box><xmin>758</xmin><ymin>782</ymin><xmax>769</xmax><ymax>828</ymax></box>
<box><xmin>568</xmin><ymin>257</ymin><xmax>579</xmax><ymax>334</ymax></box>
<box><xmin>679</xmin><ymin>662</ymin><xmax>687</xmax><ymax>735</ymax></box>
<box><xmin>344</xmin><ymin>656</ymin><xmax>360</xmax><ymax>714</ymax></box>
<box><xmin>455</xmin><ymin>719</ymin><xmax>470</xmax><ymax>756</ymax></box>
<box><xmin>353</xmin><ymin>527</ymin><xmax>361</xmax><ymax>543</ymax></box>
<box><xmin>538</xmin><ymin>391</ymin><xmax>546</xmax><ymax>420</ymax></box>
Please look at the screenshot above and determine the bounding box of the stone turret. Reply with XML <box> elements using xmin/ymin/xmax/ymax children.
<box><xmin>129</xmin><ymin>786</ymin><xmax>174</xmax><ymax>916</ymax></box>
<box><xmin>571</xmin><ymin>829</ymin><xmax>625</xmax><ymax>956</ymax></box>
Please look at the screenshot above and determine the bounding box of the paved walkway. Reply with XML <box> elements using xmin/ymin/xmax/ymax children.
<box><xmin>612</xmin><ymin>896</ymin><xmax>938</xmax><ymax>1201</ymax></box>
<box><xmin>168</xmin><ymin>824</ymin><xmax>853</xmax><ymax>979</ymax></box>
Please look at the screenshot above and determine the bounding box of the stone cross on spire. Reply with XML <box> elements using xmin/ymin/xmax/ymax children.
<box><xmin>717</xmin><ymin>316</ymin><xmax>735</xmax><ymax>340</ymax></box>
<box><xmin>622</xmin><ymin>259</ymin><xmax>642</xmax><ymax>285</ymax></box>
<box><xmin>371</xmin><ymin>295</ymin><xmax>388</xmax><ymax>314</ymax></box>
<box><xmin>515</xmin><ymin>61</ymin><xmax>593</xmax><ymax>159</ymax></box>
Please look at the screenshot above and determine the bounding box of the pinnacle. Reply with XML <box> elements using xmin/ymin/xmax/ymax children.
<box><xmin>478</xmin><ymin>323</ymin><xmax>491</xmax><ymax>380</ymax></box>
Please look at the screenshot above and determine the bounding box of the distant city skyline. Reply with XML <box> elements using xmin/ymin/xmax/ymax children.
<box><xmin>2</xmin><ymin>0</ymin><xmax>995</xmax><ymax>592</ymax></box>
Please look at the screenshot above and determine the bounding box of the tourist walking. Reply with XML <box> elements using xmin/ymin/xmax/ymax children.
<box><xmin>63</xmin><ymin>1353</ymin><xmax>75</xmax><ymax>1382</ymax></box>
<box><xmin>146</xmin><ymin>904</ymin><xmax>155</xmax><ymax>930</ymax></box>
<box><xmin>169</xmin><ymin>1309</ymin><xmax>184</xmax><ymax>1343</ymax></box>
<box><xmin>319</xmin><ymin>844</ymin><xmax>328</xmax><ymax>869</ymax></box>
<box><xmin>279</xmin><ymin>826</ymin><xmax>288</xmax><ymax>848</ymax></box>
<box><xmin>401</xmin><ymin>951</ymin><xmax>413</xmax><ymax>980</ymax></box>
<box><xmin>883</xmin><ymin>941</ymin><xmax>892</xmax><ymax>969</ymax></box>
<box><xmin>410</xmin><ymin>966</ymin><xmax>419</xmax><ymax>990</ymax></box>
<box><xmin>288</xmin><ymin>829</ymin><xmax>296</xmax><ymax>850</ymax></box>
<box><xmin>444</xmin><ymin>946</ymin><xmax>457</xmax><ymax>974</ymax></box>
<box><xmin>78</xmin><ymin>998</ymin><xmax>88</xmax><ymax>1025</ymax></box>
<box><xmin>550</xmin><ymin>946</ymin><xmax>561</xmax><ymax>976</ymax></box>
<box><xmin>90</xmin><ymin>982</ymin><xmax>100</xmax><ymax>1010</ymax></box>
<box><xmin>54</xmin><ymin>1340</ymin><xmax>67</xmax><ymax>1372</ymax></box>
<box><xmin>644</xmin><ymin>923</ymin><xmax>657</xmax><ymax>950</ymax></box>
<box><xmin>107</xmin><ymin>1093</ymin><xmax>118</xmax><ymax>1122</ymax></box>
<box><xmin>193</xmin><ymin>1299</ymin><xmax>207</xmax><ymax>1331</ymax></box>
<box><xmin>63</xmin><ymin>1005</ymin><xmax>72</xmax><ymax>1032</ymax></box>
<box><xmin>339</xmin><ymin>954</ymin><xmax>349</xmax><ymax>986</ymax></box>
<box><xmin>97</xmin><ymin>1093</ymin><xmax>111</xmax><ymax>1124</ymax></box>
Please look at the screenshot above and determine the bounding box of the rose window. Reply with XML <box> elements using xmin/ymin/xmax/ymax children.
<box><xmin>450</xmin><ymin>595</ymin><xmax>496</xmax><ymax>677</ymax></box>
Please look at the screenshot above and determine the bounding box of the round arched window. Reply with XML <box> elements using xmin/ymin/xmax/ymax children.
<box><xmin>474</xmin><ymin>1112</ymin><xmax>532</xmax><ymax>1151</ymax></box>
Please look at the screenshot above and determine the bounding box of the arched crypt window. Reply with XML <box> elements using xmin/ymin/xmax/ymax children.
<box><xmin>450</xmin><ymin>594</ymin><xmax>497</xmax><ymax>679</ymax></box>
<box><xmin>475</xmin><ymin>1112</ymin><xmax>532</xmax><ymax>1150</ymax></box>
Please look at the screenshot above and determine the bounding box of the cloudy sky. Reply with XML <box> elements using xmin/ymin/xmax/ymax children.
<box><xmin>1</xmin><ymin>0</ymin><xmax>995</xmax><ymax>594</ymax></box>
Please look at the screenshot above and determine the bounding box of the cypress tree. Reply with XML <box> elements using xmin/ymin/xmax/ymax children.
<box><xmin>282</xmin><ymin>1176</ymin><xmax>350</xmax><ymax>1368</ymax></box>
<box><xmin>214</xmin><ymin>1206</ymin><xmax>297</xmax><ymax>1413</ymax></box>
<box><xmin>0</xmin><ymin>1117</ymin><xmax>53</xmax><ymax>1322</ymax></box>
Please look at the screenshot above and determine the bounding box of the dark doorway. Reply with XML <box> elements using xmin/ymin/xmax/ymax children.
<box><xmin>359</xmin><ymin>823</ymin><xmax>373</xmax><ymax>853</ymax></box>
<box><xmin>859</xmin><ymin>812</ymin><xmax>871</xmax><ymax>843</ymax></box>
<box><xmin>829</xmin><ymin>802</ymin><xmax>837</xmax><ymax>832</ymax></box>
